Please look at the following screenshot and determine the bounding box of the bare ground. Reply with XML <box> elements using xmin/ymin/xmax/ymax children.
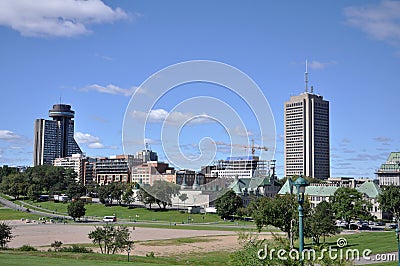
<box><xmin>6</xmin><ymin>220</ymin><xmax>277</xmax><ymax>257</ymax></box>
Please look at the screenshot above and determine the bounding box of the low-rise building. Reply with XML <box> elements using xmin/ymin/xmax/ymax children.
<box><xmin>278</xmin><ymin>179</ymin><xmax>385</xmax><ymax>220</ymax></box>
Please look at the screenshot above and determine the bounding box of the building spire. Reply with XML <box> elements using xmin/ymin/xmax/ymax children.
<box><xmin>305</xmin><ymin>59</ymin><xmax>309</xmax><ymax>93</ymax></box>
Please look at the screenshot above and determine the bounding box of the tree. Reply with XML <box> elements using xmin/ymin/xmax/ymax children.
<box><xmin>88</xmin><ymin>224</ymin><xmax>133</xmax><ymax>254</ymax></box>
<box><xmin>253</xmin><ymin>194</ymin><xmax>298</xmax><ymax>239</ymax></box>
<box><xmin>109</xmin><ymin>182</ymin><xmax>125</xmax><ymax>205</ymax></box>
<box><xmin>98</xmin><ymin>185</ymin><xmax>112</xmax><ymax>204</ymax></box>
<box><xmin>251</xmin><ymin>194</ymin><xmax>312</xmax><ymax>242</ymax></box>
<box><xmin>67</xmin><ymin>182</ymin><xmax>86</xmax><ymax>200</ymax></box>
<box><xmin>142</xmin><ymin>180</ymin><xmax>180</xmax><ymax>210</ymax></box>
<box><xmin>0</xmin><ymin>173</ymin><xmax>28</xmax><ymax>199</ymax></box>
<box><xmin>137</xmin><ymin>187</ymin><xmax>156</xmax><ymax>209</ymax></box>
<box><xmin>122</xmin><ymin>184</ymin><xmax>135</xmax><ymax>206</ymax></box>
<box><xmin>179</xmin><ymin>193</ymin><xmax>188</xmax><ymax>210</ymax></box>
<box><xmin>0</xmin><ymin>222</ymin><xmax>13</xmax><ymax>248</ymax></box>
<box><xmin>67</xmin><ymin>200</ymin><xmax>86</xmax><ymax>221</ymax></box>
<box><xmin>331</xmin><ymin>187</ymin><xmax>372</xmax><ymax>228</ymax></box>
<box><xmin>308</xmin><ymin>201</ymin><xmax>339</xmax><ymax>245</ymax></box>
<box><xmin>215</xmin><ymin>189</ymin><xmax>243</xmax><ymax>219</ymax></box>
<box><xmin>378</xmin><ymin>185</ymin><xmax>400</xmax><ymax>224</ymax></box>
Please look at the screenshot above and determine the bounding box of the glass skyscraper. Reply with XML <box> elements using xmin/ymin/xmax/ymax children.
<box><xmin>33</xmin><ymin>104</ymin><xmax>82</xmax><ymax>166</ymax></box>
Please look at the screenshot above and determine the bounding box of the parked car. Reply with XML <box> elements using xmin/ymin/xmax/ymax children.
<box><xmin>358</xmin><ymin>224</ymin><xmax>371</xmax><ymax>230</ymax></box>
<box><xmin>103</xmin><ymin>216</ymin><xmax>117</xmax><ymax>223</ymax></box>
<box><xmin>375</xmin><ymin>221</ymin><xmax>385</xmax><ymax>226</ymax></box>
<box><xmin>388</xmin><ymin>223</ymin><xmax>398</xmax><ymax>229</ymax></box>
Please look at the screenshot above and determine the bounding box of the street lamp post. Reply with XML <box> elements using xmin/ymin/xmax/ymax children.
<box><xmin>396</xmin><ymin>226</ymin><xmax>400</xmax><ymax>266</ymax></box>
<box><xmin>293</xmin><ymin>176</ymin><xmax>309</xmax><ymax>257</ymax></box>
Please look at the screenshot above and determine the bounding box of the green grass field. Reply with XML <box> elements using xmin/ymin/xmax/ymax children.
<box><xmin>0</xmin><ymin>207</ymin><xmax>42</xmax><ymax>220</ymax></box>
<box><xmin>19</xmin><ymin>200</ymin><xmax>224</xmax><ymax>224</ymax></box>
<box><xmin>0</xmin><ymin>250</ymin><xmax>232</xmax><ymax>266</ymax></box>
<box><xmin>308</xmin><ymin>231</ymin><xmax>398</xmax><ymax>255</ymax></box>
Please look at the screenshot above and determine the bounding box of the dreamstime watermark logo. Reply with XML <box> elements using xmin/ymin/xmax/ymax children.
<box><xmin>257</xmin><ymin>237</ymin><xmax>396</xmax><ymax>262</ymax></box>
<box><xmin>122</xmin><ymin>60</ymin><xmax>276</xmax><ymax>204</ymax></box>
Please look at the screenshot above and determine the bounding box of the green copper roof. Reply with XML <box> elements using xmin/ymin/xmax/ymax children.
<box><xmin>278</xmin><ymin>180</ymin><xmax>337</xmax><ymax>196</ymax></box>
<box><xmin>305</xmin><ymin>186</ymin><xmax>338</xmax><ymax>197</ymax></box>
<box><xmin>229</xmin><ymin>177</ymin><xmax>273</xmax><ymax>193</ymax></box>
<box><xmin>378</xmin><ymin>152</ymin><xmax>400</xmax><ymax>172</ymax></box>
<box><xmin>357</xmin><ymin>181</ymin><xmax>381</xmax><ymax>198</ymax></box>
<box><xmin>278</xmin><ymin>179</ymin><xmax>380</xmax><ymax>199</ymax></box>
<box><xmin>278</xmin><ymin>179</ymin><xmax>293</xmax><ymax>194</ymax></box>
<box><xmin>229</xmin><ymin>178</ymin><xmax>250</xmax><ymax>194</ymax></box>
<box><xmin>387</xmin><ymin>152</ymin><xmax>400</xmax><ymax>163</ymax></box>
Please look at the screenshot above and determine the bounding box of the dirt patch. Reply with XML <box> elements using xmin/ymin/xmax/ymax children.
<box><xmin>7</xmin><ymin>220</ymin><xmax>268</xmax><ymax>256</ymax></box>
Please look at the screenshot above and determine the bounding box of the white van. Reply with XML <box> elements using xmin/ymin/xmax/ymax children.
<box><xmin>103</xmin><ymin>216</ymin><xmax>117</xmax><ymax>222</ymax></box>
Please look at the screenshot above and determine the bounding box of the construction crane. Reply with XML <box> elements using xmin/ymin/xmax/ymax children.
<box><xmin>214</xmin><ymin>139</ymin><xmax>268</xmax><ymax>156</ymax></box>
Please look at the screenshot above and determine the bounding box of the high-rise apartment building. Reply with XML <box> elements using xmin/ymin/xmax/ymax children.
<box><xmin>34</xmin><ymin>104</ymin><xmax>82</xmax><ymax>166</ymax></box>
<box><xmin>284</xmin><ymin>66</ymin><xmax>330</xmax><ymax>179</ymax></box>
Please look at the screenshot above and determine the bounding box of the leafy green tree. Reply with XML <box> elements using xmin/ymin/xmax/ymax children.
<box><xmin>109</xmin><ymin>182</ymin><xmax>125</xmax><ymax>205</ymax></box>
<box><xmin>215</xmin><ymin>189</ymin><xmax>243</xmax><ymax>219</ymax></box>
<box><xmin>378</xmin><ymin>185</ymin><xmax>400</xmax><ymax>224</ymax></box>
<box><xmin>254</xmin><ymin>194</ymin><xmax>298</xmax><ymax>239</ymax></box>
<box><xmin>0</xmin><ymin>173</ymin><xmax>27</xmax><ymax>199</ymax></box>
<box><xmin>67</xmin><ymin>182</ymin><xmax>86</xmax><ymax>200</ymax></box>
<box><xmin>251</xmin><ymin>194</ymin><xmax>311</xmax><ymax>241</ymax></box>
<box><xmin>88</xmin><ymin>224</ymin><xmax>133</xmax><ymax>254</ymax></box>
<box><xmin>0</xmin><ymin>165</ymin><xmax>17</xmax><ymax>183</ymax></box>
<box><xmin>67</xmin><ymin>200</ymin><xmax>86</xmax><ymax>221</ymax></box>
<box><xmin>179</xmin><ymin>193</ymin><xmax>188</xmax><ymax>210</ymax></box>
<box><xmin>308</xmin><ymin>201</ymin><xmax>339</xmax><ymax>245</ymax></box>
<box><xmin>230</xmin><ymin>231</ymin><xmax>302</xmax><ymax>266</ymax></box>
<box><xmin>0</xmin><ymin>222</ymin><xmax>13</xmax><ymax>248</ymax></box>
<box><xmin>98</xmin><ymin>184</ymin><xmax>112</xmax><ymax>204</ymax></box>
<box><xmin>137</xmin><ymin>187</ymin><xmax>156</xmax><ymax>209</ymax></box>
<box><xmin>331</xmin><ymin>187</ymin><xmax>372</xmax><ymax>227</ymax></box>
<box><xmin>143</xmin><ymin>180</ymin><xmax>180</xmax><ymax>210</ymax></box>
<box><xmin>122</xmin><ymin>184</ymin><xmax>135</xmax><ymax>205</ymax></box>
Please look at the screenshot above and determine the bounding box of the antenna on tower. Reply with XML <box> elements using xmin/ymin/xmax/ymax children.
<box><xmin>304</xmin><ymin>59</ymin><xmax>309</xmax><ymax>93</ymax></box>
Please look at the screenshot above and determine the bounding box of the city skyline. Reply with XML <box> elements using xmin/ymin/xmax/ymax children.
<box><xmin>1</xmin><ymin>1</ymin><xmax>400</xmax><ymax>178</ymax></box>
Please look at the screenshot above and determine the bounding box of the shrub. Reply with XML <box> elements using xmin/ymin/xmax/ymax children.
<box><xmin>60</xmin><ymin>244</ymin><xmax>93</xmax><ymax>253</ymax></box>
<box><xmin>146</xmin><ymin>251</ymin><xmax>155</xmax><ymax>257</ymax></box>
<box><xmin>17</xmin><ymin>245</ymin><xmax>37</xmax><ymax>251</ymax></box>
<box><xmin>50</xmin><ymin>240</ymin><xmax>63</xmax><ymax>252</ymax></box>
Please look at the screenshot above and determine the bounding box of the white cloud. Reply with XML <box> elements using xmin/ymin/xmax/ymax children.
<box><xmin>344</xmin><ymin>1</ymin><xmax>400</xmax><ymax>44</ymax></box>
<box><xmin>88</xmin><ymin>142</ymin><xmax>104</xmax><ymax>149</ymax></box>
<box><xmin>232</xmin><ymin>126</ymin><xmax>254</xmax><ymax>138</ymax></box>
<box><xmin>75</xmin><ymin>132</ymin><xmax>118</xmax><ymax>149</ymax></box>
<box><xmin>373</xmin><ymin>136</ymin><xmax>393</xmax><ymax>143</ymax></box>
<box><xmin>0</xmin><ymin>130</ymin><xmax>22</xmax><ymax>142</ymax></box>
<box><xmin>0</xmin><ymin>0</ymin><xmax>128</xmax><ymax>37</ymax></box>
<box><xmin>308</xmin><ymin>60</ymin><xmax>337</xmax><ymax>70</ymax></box>
<box><xmin>80</xmin><ymin>84</ymin><xmax>137</xmax><ymax>97</ymax></box>
<box><xmin>144</xmin><ymin>138</ymin><xmax>160</xmax><ymax>145</ymax></box>
<box><xmin>130</xmin><ymin>109</ymin><xmax>214</xmax><ymax>126</ymax></box>
<box><xmin>75</xmin><ymin>132</ymin><xmax>100</xmax><ymax>144</ymax></box>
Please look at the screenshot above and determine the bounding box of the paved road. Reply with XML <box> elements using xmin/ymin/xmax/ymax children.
<box><xmin>0</xmin><ymin>195</ymin><xmax>72</xmax><ymax>219</ymax></box>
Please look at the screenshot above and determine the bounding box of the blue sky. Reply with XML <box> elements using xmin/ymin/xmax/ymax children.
<box><xmin>0</xmin><ymin>0</ymin><xmax>399</xmax><ymax>178</ymax></box>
